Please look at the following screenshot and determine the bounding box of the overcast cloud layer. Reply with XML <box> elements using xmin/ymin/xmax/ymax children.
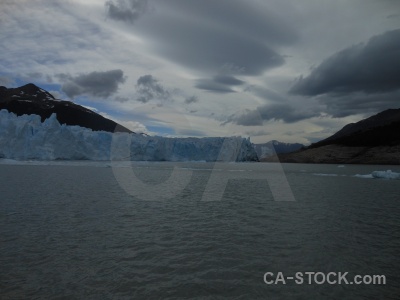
<box><xmin>0</xmin><ymin>0</ymin><xmax>399</xmax><ymax>143</ymax></box>
<box><xmin>130</xmin><ymin>0</ymin><xmax>296</xmax><ymax>76</ymax></box>
<box><xmin>291</xmin><ymin>29</ymin><xmax>400</xmax><ymax>95</ymax></box>
<box><xmin>290</xmin><ymin>29</ymin><xmax>400</xmax><ymax>119</ymax></box>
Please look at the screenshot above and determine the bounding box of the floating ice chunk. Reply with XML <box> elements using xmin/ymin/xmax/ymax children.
<box><xmin>354</xmin><ymin>174</ymin><xmax>374</xmax><ymax>179</ymax></box>
<box><xmin>354</xmin><ymin>170</ymin><xmax>400</xmax><ymax>179</ymax></box>
<box><xmin>312</xmin><ymin>173</ymin><xmax>339</xmax><ymax>177</ymax></box>
<box><xmin>337</xmin><ymin>165</ymin><xmax>345</xmax><ymax>168</ymax></box>
<box><xmin>372</xmin><ymin>170</ymin><xmax>400</xmax><ymax>179</ymax></box>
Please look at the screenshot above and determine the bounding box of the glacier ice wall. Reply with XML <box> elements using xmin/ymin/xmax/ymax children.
<box><xmin>0</xmin><ymin>110</ymin><xmax>258</xmax><ymax>161</ymax></box>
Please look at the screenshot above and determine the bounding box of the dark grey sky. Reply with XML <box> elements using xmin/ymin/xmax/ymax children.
<box><xmin>0</xmin><ymin>0</ymin><xmax>399</xmax><ymax>143</ymax></box>
<box><xmin>57</xmin><ymin>70</ymin><xmax>125</xmax><ymax>98</ymax></box>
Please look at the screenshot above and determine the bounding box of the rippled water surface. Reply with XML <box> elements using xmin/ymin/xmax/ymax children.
<box><xmin>1</xmin><ymin>162</ymin><xmax>400</xmax><ymax>299</ymax></box>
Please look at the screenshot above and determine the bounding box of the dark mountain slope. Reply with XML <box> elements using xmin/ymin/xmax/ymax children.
<box><xmin>310</xmin><ymin>109</ymin><xmax>400</xmax><ymax>148</ymax></box>
<box><xmin>264</xmin><ymin>108</ymin><xmax>400</xmax><ymax>164</ymax></box>
<box><xmin>0</xmin><ymin>83</ymin><xmax>132</xmax><ymax>133</ymax></box>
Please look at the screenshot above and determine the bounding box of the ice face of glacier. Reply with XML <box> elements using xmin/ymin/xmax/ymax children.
<box><xmin>0</xmin><ymin>110</ymin><xmax>258</xmax><ymax>161</ymax></box>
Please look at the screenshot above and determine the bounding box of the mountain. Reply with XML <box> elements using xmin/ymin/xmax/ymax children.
<box><xmin>266</xmin><ymin>109</ymin><xmax>400</xmax><ymax>164</ymax></box>
<box><xmin>0</xmin><ymin>83</ymin><xmax>131</xmax><ymax>133</ymax></box>
<box><xmin>254</xmin><ymin>140</ymin><xmax>304</xmax><ymax>159</ymax></box>
<box><xmin>310</xmin><ymin>109</ymin><xmax>400</xmax><ymax>148</ymax></box>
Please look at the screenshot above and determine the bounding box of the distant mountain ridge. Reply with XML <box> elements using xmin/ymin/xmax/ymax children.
<box><xmin>323</xmin><ymin>109</ymin><xmax>400</xmax><ymax>141</ymax></box>
<box><xmin>254</xmin><ymin>140</ymin><xmax>304</xmax><ymax>159</ymax></box>
<box><xmin>0</xmin><ymin>83</ymin><xmax>132</xmax><ymax>133</ymax></box>
<box><xmin>310</xmin><ymin>108</ymin><xmax>400</xmax><ymax>148</ymax></box>
<box><xmin>267</xmin><ymin>108</ymin><xmax>400</xmax><ymax>164</ymax></box>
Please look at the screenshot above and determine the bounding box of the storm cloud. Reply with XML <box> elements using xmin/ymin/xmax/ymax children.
<box><xmin>195</xmin><ymin>79</ymin><xmax>235</xmax><ymax>94</ymax></box>
<box><xmin>136</xmin><ymin>74</ymin><xmax>170</xmax><ymax>103</ymax></box>
<box><xmin>213</xmin><ymin>75</ymin><xmax>245</xmax><ymax>86</ymax></box>
<box><xmin>290</xmin><ymin>29</ymin><xmax>400</xmax><ymax>96</ymax></box>
<box><xmin>289</xmin><ymin>29</ymin><xmax>400</xmax><ymax>119</ymax></box>
<box><xmin>105</xmin><ymin>0</ymin><xmax>149</xmax><ymax>23</ymax></box>
<box><xmin>195</xmin><ymin>75</ymin><xmax>244</xmax><ymax>93</ymax></box>
<box><xmin>245</xmin><ymin>85</ymin><xmax>287</xmax><ymax>103</ymax></box>
<box><xmin>225</xmin><ymin>104</ymin><xmax>320</xmax><ymax>126</ymax></box>
<box><xmin>127</xmin><ymin>0</ymin><xmax>296</xmax><ymax>76</ymax></box>
<box><xmin>320</xmin><ymin>91</ymin><xmax>400</xmax><ymax>118</ymax></box>
<box><xmin>58</xmin><ymin>69</ymin><xmax>125</xmax><ymax>98</ymax></box>
<box><xmin>184</xmin><ymin>95</ymin><xmax>199</xmax><ymax>104</ymax></box>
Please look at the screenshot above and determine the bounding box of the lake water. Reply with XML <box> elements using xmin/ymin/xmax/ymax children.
<box><xmin>1</xmin><ymin>161</ymin><xmax>399</xmax><ymax>299</ymax></box>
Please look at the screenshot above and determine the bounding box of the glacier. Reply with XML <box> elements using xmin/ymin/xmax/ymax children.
<box><xmin>0</xmin><ymin>110</ymin><xmax>258</xmax><ymax>162</ymax></box>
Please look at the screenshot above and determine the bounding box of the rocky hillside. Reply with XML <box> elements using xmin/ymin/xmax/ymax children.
<box><xmin>311</xmin><ymin>109</ymin><xmax>400</xmax><ymax>148</ymax></box>
<box><xmin>265</xmin><ymin>109</ymin><xmax>400</xmax><ymax>164</ymax></box>
<box><xmin>0</xmin><ymin>83</ymin><xmax>132</xmax><ymax>133</ymax></box>
<box><xmin>267</xmin><ymin>145</ymin><xmax>400</xmax><ymax>165</ymax></box>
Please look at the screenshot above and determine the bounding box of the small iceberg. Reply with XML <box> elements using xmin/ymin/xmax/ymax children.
<box><xmin>354</xmin><ymin>174</ymin><xmax>374</xmax><ymax>179</ymax></box>
<box><xmin>355</xmin><ymin>170</ymin><xmax>400</xmax><ymax>179</ymax></box>
<box><xmin>312</xmin><ymin>173</ymin><xmax>339</xmax><ymax>177</ymax></box>
<box><xmin>372</xmin><ymin>170</ymin><xmax>400</xmax><ymax>180</ymax></box>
